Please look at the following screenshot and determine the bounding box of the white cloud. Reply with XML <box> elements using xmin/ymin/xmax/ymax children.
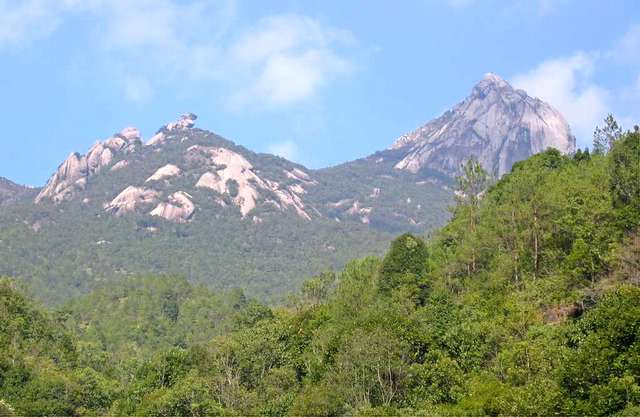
<box><xmin>512</xmin><ymin>52</ymin><xmax>609</xmax><ymax>146</ymax></box>
<box><xmin>229</xmin><ymin>15</ymin><xmax>355</xmax><ymax>107</ymax></box>
<box><xmin>0</xmin><ymin>2</ymin><xmax>353</xmax><ymax>108</ymax></box>
<box><xmin>267</xmin><ymin>140</ymin><xmax>299</xmax><ymax>161</ymax></box>
<box><xmin>0</xmin><ymin>0</ymin><xmax>66</xmax><ymax>46</ymax></box>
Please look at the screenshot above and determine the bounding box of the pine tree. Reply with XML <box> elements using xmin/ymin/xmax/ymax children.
<box><xmin>455</xmin><ymin>158</ymin><xmax>489</xmax><ymax>274</ymax></box>
<box><xmin>592</xmin><ymin>114</ymin><xmax>622</xmax><ymax>154</ymax></box>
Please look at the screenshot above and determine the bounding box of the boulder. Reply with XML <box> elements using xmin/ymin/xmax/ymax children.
<box><xmin>105</xmin><ymin>186</ymin><xmax>159</xmax><ymax>216</ymax></box>
<box><xmin>150</xmin><ymin>191</ymin><xmax>195</xmax><ymax>223</ymax></box>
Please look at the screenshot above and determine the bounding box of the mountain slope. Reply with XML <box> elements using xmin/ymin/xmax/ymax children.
<box><xmin>1</xmin><ymin>129</ymin><xmax>636</xmax><ymax>417</ymax></box>
<box><xmin>0</xmin><ymin>74</ymin><xmax>577</xmax><ymax>304</ymax></box>
<box><xmin>0</xmin><ymin>177</ymin><xmax>28</xmax><ymax>205</ymax></box>
<box><xmin>0</xmin><ymin>115</ymin><xmax>398</xmax><ymax>304</ymax></box>
<box><xmin>391</xmin><ymin>73</ymin><xmax>576</xmax><ymax>177</ymax></box>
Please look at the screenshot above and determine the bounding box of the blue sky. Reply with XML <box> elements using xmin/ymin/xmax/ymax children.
<box><xmin>1</xmin><ymin>0</ymin><xmax>638</xmax><ymax>186</ymax></box>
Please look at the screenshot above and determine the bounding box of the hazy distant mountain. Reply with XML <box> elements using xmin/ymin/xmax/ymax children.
<box><xmin>0</xmin><ymin>74</ymin><xmax>576</xmax><ymax>304</ymax></box>
<box><xmin>391</xmin><ymin>73</ymin><xmax>576</xmax><ymax>178</ymax></box>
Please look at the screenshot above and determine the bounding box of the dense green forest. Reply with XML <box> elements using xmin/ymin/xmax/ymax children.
<box><xmin>0</xmin><ymin>124</ymin><xmax>638</xmax><ymax>416</ymax></box>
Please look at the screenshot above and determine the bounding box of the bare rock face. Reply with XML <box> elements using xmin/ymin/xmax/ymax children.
<box><xmin>150</xmin><ymin>191</ymin><xmax>195</xmax><ymax>223</ymax></box>
<box><xmin>191</xmin><ymin>146</ymin><xmax>312</xmax><ymax>219</ymax></box>
<box><xmin>110</xmin><ymin>160</ymin><xmax>129</xmax><ymax>171</ymax></box>
<box><xmin>167</xmin><ymin>113</ymin><xmax>197</xmax><ymax>130</ymax></box>
<box><xmin>36</xmin><ymin>127</ymin><xmax>142</xmax><ymax>203</ymax></box>
<box><xmin>104</xmin><ymin>186</ymin><xmax>159</xmax><ymax>216</ymax></box>
<box><xmin>146</xmin><ymin>164</ymin><xmax>182</xmax><ymax>182</ymax></box>
<box><xmin>392</xmin><ymin>73</ymin><xmax>576</xmax><ymax>178</ymax></box>
<box><xmin>147</xmin><ymin>113</ymin><xmax>198</xmax><ymax>146</ymax></box>
<box><xmin>347</xmin><ymin>200</ymin><xmax>373</xmax><ymax>224</ymax></box>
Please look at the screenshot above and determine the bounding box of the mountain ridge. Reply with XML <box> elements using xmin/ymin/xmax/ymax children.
<box><xmin>0</xmin><ymin>73</ymin><xmax>578</xmax><ymax>304</ymax></box>
<box><xmin>0</xmin><ymin>177</ymin><xmax>29</xmax><ymax>205</ymax></box>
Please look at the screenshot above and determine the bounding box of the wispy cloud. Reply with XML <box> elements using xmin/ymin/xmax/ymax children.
<box><xmin>0</xmin><ymin>1</ymin><xmax>355</xmax><ymax>109</ymax></box>
<box><xmin>0</xmin><ymin>0</ymin><xmax>67</xmax><ymax>46</ymax></box>
<box><xmin>512</xmin><ymin>22</ymin><xmax>640</xmax><ymax>148</ymax></box>
<box><xmin>228</xmin><ymin>15</ymin><xmax>356</xmax><ymax>108</ymax></box>
<box><xmin>512</xmin><ymin>52</ymin><xmax>609</xmax><ymax>145</ymax></box>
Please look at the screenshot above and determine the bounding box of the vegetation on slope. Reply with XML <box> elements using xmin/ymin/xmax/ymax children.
<box><xmin>0</xmin><ymin>127</ymin><xmax>449</xmax><ymax>305</ymax></box>
<box><xmin>0</xmin><ymin>122</ymin><xmax>638</xmax><ymax>416</ymax></box>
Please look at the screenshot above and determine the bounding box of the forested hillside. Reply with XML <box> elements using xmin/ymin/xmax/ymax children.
<box><xmin>0</xmin><ymin>73</ymin><xmax>573</xmax><ymax>307</ymax></box>
<box><xmin>0</xmin><ymin>126</ymin><xmax>637</xmax><ymax>416</ymax></box>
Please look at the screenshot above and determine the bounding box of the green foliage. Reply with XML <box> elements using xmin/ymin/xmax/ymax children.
<box><xmin>0</xmin><ymin>401</ymin><xmax>14</xmax><ymax>417</ymax></box>
<box><xmin>593</xmin><ymin>114</ymin><xmax>623</xmax><ymax>154</ymax></box>
<box><xmin>0</xmin><ymin>128</ymin><xmax>452</xmax><ymax>307</ymax></box>
<box><xmin>559</xmin><ymin>286</ymin><xmax>640</xmax><ymax>415</ymax></box>
<box><xmin>63</xmin><ymin>275</ymin><xmax>270</xmax><ymax>363</ymax></box>
<box><xmin>609</xmin><ymin>129</ymin><xmax>640</xmax><ymax>229</ymax></box>
<box><xmin>0</xmin><ymin>279</ymin><xmax>115</xmax><ymax>417</ymax></box>
<box><xmin>2</xmin><ymin>127</ymin><xmax>639</xmax><ymax>416</ymax></box>
<box><xmin>378</xmin><ymin>233</ymin><xmax>429</xmax><ymax>302</ymax></box>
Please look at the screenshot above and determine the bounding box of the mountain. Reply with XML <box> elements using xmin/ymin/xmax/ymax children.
<box><xmin>32</xmin><ymin>113</ymin><xmax>451</xmax><ymax>233</ymax></box>
<box><xmin>0</xmin><ymin>177</ymin><xmax>28</xmax><ymax>205</ymax></box>
<box><xmin>390</xmin><ymin>73</ymin><xmax>576</xmax><ymax>177</ymax></box>
<box><xmin>1</xmin><ymin>128</ymin><xmax>637</xmax><ymax>417</ymax></box>
<box><xmin>0</xmin><ymin>74</ymin><xmax>576</xmax><ymax>304</ymax></box>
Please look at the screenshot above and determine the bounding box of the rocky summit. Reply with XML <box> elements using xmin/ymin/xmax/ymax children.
<box><xmin>34</xmin><ymin>114</ymin><xmax>319</xmax><ymax>224</ymax></box>
<box><xmin>391</xmin><ymin>73</ymin><xmax>576</xmax><ymax>177</ymax></box>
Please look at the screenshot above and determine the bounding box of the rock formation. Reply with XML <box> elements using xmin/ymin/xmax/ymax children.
<box><xmin>36</xmin><ymin>128</ymin><xmax>142</xmax><ymax>203</ymax></box>
<box><xmin>147</xmin><ymin>113</ymin><xmax>198</xmax><ymax>146</ymax></box>
<box><xmin>146</xmin><ymin>164</ymin><xmax>182</xmax><ymax>182</ymax></box>
<box><xmin>192</xmin><ymin>146</ymin><xmax>312</xmax><ymax>219</ymax></box>
<box><xmin>391</xmin><ymin>73</ymin><xmax>576</xmax><ymax>178</ymax></box>
<box><xmin>150</xmin><ymin>191</ymin><xmax>195</xmax><ymax>223</ymax></box>
<box><xmin>104</xmin><ymin>186</ymin><xmax>159</xmax><ymax>216</ymax></box>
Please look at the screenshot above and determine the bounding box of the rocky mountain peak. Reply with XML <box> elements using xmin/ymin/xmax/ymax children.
<box><xmin>391</xmin><ymin>73</ymin><xmax>576</xmax><ymax>178</ymax></box>
<box><xmin>167</xmin><ymin>113</ymin><xmax>197</xmax><ymax>130</ymax></box>
<box><xmin>33</xmin><ymin>113</ymin><xmax>318</xmax><ymax>222</ymax></box>
<box><xmin>476</xmin><ymin>72</ymin><xmax>510</xmax><ymax>89</ymax></box>
<box><xmin>35</xmin><ymin>126</ymin><xmax>142</xmax><ymax>204</ymax></box>
<box><xmin>147</xmin><ymin>113</ymin><xmax>198</xmax><ymax>146</ymax></box>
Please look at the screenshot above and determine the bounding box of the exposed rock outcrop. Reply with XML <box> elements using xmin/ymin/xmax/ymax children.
<box><xmin>167</xmin><ymin>113</ymin><xmax>197</xmax><ymax>130</ymax></box>
<box><xmin>104</xmin><ymin>186</ymin><xmax>159</xmax><ymax>216</ymax></box>
<box><xmin>192</xmin><ymin>146</ymin><xmax>263</xmax><ymax>216</ymax></box>
<box><xmin>146</xmin><ymin>164</ymin><xmax>182</xmax><ymax>182</ymax></box>
<box><xmin>347</xmin><ymin>200</ymin><xmax>373</xmax><ymax>224</ymax></box>
<box><xmin>110</xmin><ymin>160</ymin><xmax>129</xmax><ymax>171</ymax></box>
<box><xmin>146</xmin><ymin>113</ymin><xmax>198</xmax><ymax>146</ymax></box>
<box><xmin>392</xmin><ymin>73</ymin><xmax>576</xmax><ymax>177</ymax></box>
<box><xmin>36</xmin><ymin>127</ymin><xmax>142</xmax><ymax>203</ymax></box>
<box><xmin>191</xmin><ymin>146</ymin><xmax>312</xmax><ymax>219</ymax></box>
<box><xmin>150</xmin><ymin>191</ymin><xmax>195</xmax><ymax>223</ymax></box>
